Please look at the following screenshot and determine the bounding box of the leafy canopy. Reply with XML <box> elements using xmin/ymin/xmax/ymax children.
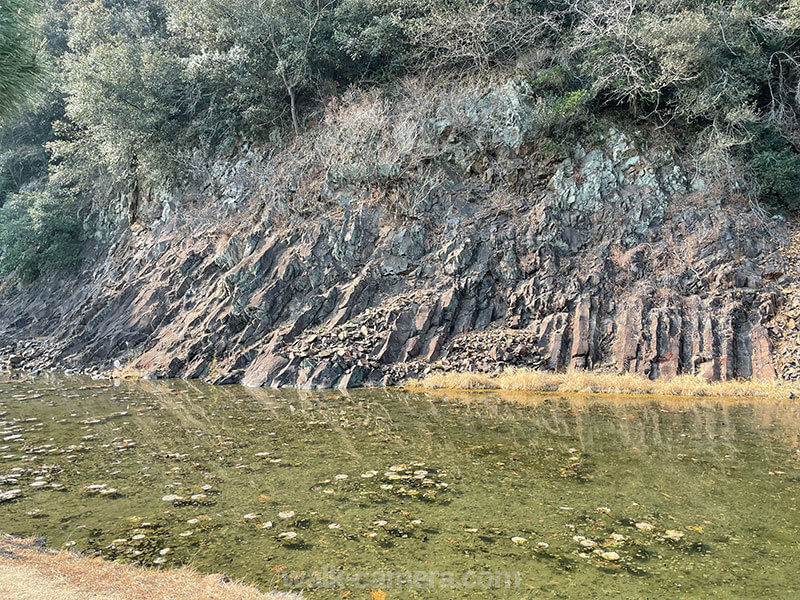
<box><xmin>4</xmin><ymin>0</ymin><xmax>800</xmax><ymax>282</ymax></box>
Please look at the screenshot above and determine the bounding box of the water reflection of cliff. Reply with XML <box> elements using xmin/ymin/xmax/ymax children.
<box><xmin>422</xmin><ymin>389</ymin><xmax>800</xmax><ymax>454</ymax></box>
<box><xmin>129</xmin><ymin>379</ymin><xmax>800</xmax><ymax>463</ymax></box>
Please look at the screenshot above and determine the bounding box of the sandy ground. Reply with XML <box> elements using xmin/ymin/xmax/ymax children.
<box><xmin>0</xmin><ymin>536</ymin><xmax>299</xmax><ymax>600</ymax></box>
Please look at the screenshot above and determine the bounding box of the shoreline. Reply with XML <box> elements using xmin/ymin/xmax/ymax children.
<box><xmin>407</xmin><ymin>369</ymin><xmax>800</xmax><ymax>400</ymax></box>
<box><xmin>5</xmin><ymin>366</ymin><xmax>800</xmax><ymax>401</ymax></box>
<box><xmin>0</xmin><ymin>536</ymin><xmax>299</xmax><ymax>600</ymax></box>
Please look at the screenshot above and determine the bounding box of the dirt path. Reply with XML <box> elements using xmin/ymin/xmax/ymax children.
<box><xmin>0</xmin><ymin>537</ymin><xmax>297</xmax><ymax>600</ymax></box>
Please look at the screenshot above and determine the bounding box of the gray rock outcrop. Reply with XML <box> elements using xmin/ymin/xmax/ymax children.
<box><xmin>0</xmin><ymin>128</ymin><xmax>788</xmax><ymax>387</ymax></box>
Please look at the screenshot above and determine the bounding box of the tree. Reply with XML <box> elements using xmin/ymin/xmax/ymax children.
<box><xmin>205</xmin><ymin>0</ymin><xmax>336</xmax><ymax>134</ymax></box>
<box><xmin>268</xmin><ymin>0</ymin><xmax>336</xmax><ymax>133</ymax></box>
<box><xmin>0</xmin><ymin>0</ymin><xmax>42</xmax><ymax>122</ymax></box>
<box><xmin>0</xmin><ymin>190</ymin><xmax>82</xmax><ymax>282</ymax></box>
<box><xmin>50</xmin><ymin>0</ymin><xmax>190</xmax><ymax>204</ymax></box>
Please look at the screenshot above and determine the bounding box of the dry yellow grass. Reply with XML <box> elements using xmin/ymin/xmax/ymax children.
<box><xmin>111</xmin><ymin>366</ymin><xmax>152</xmax><ymax>380</ymax></box>
<box><xmin>409</xmin><ymin>369</ymin><xmax>800</xmax><ymax>399</ymax></box>
<box><xmin>0</xmin><ymin>537</ymin><xmax>298</xmax><ymax>600</ymax></box>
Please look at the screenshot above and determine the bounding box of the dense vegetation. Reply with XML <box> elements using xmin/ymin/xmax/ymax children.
<box><xmin>1</xmin><ymin>0</ymin><xmax>800</xmax><ymax>280</ymax></box>
<box><xmin>0</xmin><ymin>0</ymin><xmax>41</xmax><ymax>121</ymax></box>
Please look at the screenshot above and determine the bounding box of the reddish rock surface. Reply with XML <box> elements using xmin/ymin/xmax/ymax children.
<box><xmin>0</xmin><ymin>129</ymin><xmax>791</xmax><ymax>387</ymax></box>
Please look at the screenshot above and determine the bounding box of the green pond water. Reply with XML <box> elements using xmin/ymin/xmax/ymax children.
<box><xmin>0</xmin><ymin>375</ymin><xmax>799</xmax><ymax>599</ymax></box>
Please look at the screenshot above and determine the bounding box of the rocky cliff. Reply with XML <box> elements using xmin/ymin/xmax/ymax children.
<box><xmin>0</xmin><ymin>81</ymin><xmax>792</xmax><ymax>388</ymax></box>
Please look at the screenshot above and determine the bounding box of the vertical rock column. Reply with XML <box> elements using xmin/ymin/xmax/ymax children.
<box><xmin>570</xmin><ymin>295</ymin><xmax>593</xmax><ymax>369</ymax></box>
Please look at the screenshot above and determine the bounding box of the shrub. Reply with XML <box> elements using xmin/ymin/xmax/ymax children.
<box><xmin>0</xmin><ymin>190</ymin><xmax>83</xmax><ymax>282</ymax></box>
<box><xmin>410</xmin><ymin>0</ymin><xmax>554</xmax><ymax>71</ymax></box>
<box><xmin>750</xmin><ymin>150</ymin><xmax>800</xmax><ymax>210</ymax></box>
<box><xmin>327</xmin><ymin>0</ymin><xmax>414</xmax><ymax>80</ymax></box>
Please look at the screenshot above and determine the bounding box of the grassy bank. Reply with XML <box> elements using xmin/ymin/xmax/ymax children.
<box><xmin>0</xmin><ymin>536</ymin><xmax>298</xmax><ymax>600</ymax></box>
<box><xmin>408</xmin><ymin>369</ymin><xmax>800</xmax><ymax>400</ymax></box>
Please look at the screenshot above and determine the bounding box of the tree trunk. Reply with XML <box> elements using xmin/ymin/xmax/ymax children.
<box><xmin>128</xmin><ymin>153</ymin><xmax>140</xmax><ymax>224</ymax></box>
<box><xmin>288</xmin><ymin>86</ymin><xmax>299</xmax><ymax>134</ymax></box>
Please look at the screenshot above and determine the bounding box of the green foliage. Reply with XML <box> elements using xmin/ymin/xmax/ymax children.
<box><xmin>328</xmin><ymin>0</ymin><xmax>410</xmax><ymax>78</ymax></box>
<box><xmin>550</xmin><ymin>89</ymin><xmax>590</xmax><ymax>118</ymax></box>
<box><xmin>531</xmin><ymin>66</ymin><xmax>571</xmax><ymax>94</ymax></box>
<box><xmin>1</xmin><ymin>2</ymin><xmax>72</xmax><ymax>210</ymax></box>
<box><xmin>750</xmin><ymin>150</ymin><xmax>800</xmax><ymax>210</ymax></box>
<box><xmin>572</xmin><ymin>2</ymin><xmax>776</xmax><ymax>120</ymax></box>
<box><xmin>0</xmin><ymin>190</ymin><xmax>82</xmax><ymax>282</ymax></box>
<box><xmin>49</xmin><ymin>0</ymin><xmax>419</xmax><ymax>192</ymax></box>
<box><xmin>50</xmin><ymin>0</ymin><xmax>190</xmax><ymax>191</ymax></box>
<box><xmin>0</xmin><ymin>139</ymin><xmax>48</xmax><ymax>208</ymax></box>
<box><xmin>0</xmin><ymin>90</ymin><xmax>64</xmax><ymax>207</ymax></box>
<box><xmin>0</xmin><ymin>0</ymin><xmax>42</xmax><ymax>121</ymax></box>
<box><xmin>563</xmin><ymin>0</ymin><xmax>800</xmax><ymax>208</ymax></box>
<box><xmin>4</xmin><ymin>0</ymin><xmax>800</xmax><ymax>288</ymax></box>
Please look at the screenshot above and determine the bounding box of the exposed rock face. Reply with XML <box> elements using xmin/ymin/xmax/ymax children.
<box><xmin>0</xmin><ymin>128</ymin><xmax>789</xmax><ymax>387</ymax></box>
<box><xmin>766</xmin><ymin>223</ymin><xmax>800</xmax><ymax>380</ymax></box>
